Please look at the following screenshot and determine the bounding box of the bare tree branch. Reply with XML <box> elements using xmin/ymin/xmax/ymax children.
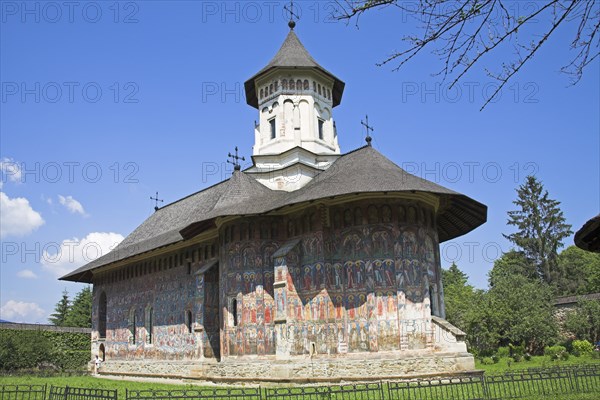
<box><xmin>335</xmin><ymin>0</ymin><xmax>600</xmax><ymax>110</ymax></box>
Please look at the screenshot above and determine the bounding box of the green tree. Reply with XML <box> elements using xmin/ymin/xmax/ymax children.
<box><xmin>49</xmin><ymin>289</ymin><xmax>70</xmax><ymax>326</ymax></box>
<box><xmin>64</xmin><ymin>286</ymin><xmax>92</xmax><ymax>328</ymax></box>
<box><xmin>564</xmin><ymin>298</ymin><xmax>600</xmax><ymax>344</ymax></box>
<box><xmin>556</xmin><ymin>246</ymin><xmax>600</xmax><ymax>295</ymax></box>
<box><xmin>463</xmin><ymin>289</ymin><xmax>501</xmax><ymax>356</ymax></box>
<box><xmin>488</xmin><ymin>250</ymin><xmax>532</xmax><ymax>288</ymax></box>
<box><xmin>441</xmin><ymin>263</ymin><xmax>476</xmax><ymax>330</ymax></box>
<box><xmin>488</xmin><ymin>271</ymin><xmax>558</xmax><ymax>354</ymax></box>
<box><xmin>504</xmin><ymin>176</ymin><xmax>572</xmax><ymax>285</ymax></box>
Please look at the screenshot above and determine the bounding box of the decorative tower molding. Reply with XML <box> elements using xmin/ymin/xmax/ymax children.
<box><xmin>244</xmin><ymin>29</ymin><xmax>345</xmax><ymax>191</ymax></box>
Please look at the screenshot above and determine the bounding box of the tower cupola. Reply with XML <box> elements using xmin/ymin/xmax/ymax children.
<box><xmin>244</xmin><ymin>29</ymin><xmax>346</xmax><ymax>191</ymax></box>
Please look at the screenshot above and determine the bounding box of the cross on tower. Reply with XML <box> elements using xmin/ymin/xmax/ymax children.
<box><xmin>361</xmin><ymin>115</ymin><xmax>374</xmax><ymax>146</ymax></box>
<box><xmin>150</xmin><ymin>191</ymin><xmax>163</xmax><ymax>212</ymax></box>
<box><xmin>284</xmin><ymin>0</ymin><xmax>300</xmax><ymax>29</ymax></box>
<box><xmin>227</xmin><ymin>146</ymin><xmax>245</xmax><ymax>172</ymax></box>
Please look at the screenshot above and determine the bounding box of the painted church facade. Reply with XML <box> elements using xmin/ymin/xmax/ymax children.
<box><xmin>62</xmin><ymin>28</ymin><xmax>487</xmax><ymax>382</ymax></box>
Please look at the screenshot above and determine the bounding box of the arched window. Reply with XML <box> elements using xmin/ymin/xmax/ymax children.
<box><xmin>290</xmin><ymin>79</ymin><xmax>295</xmax><ymax>90</ymax></box>
<box><xmin>296</xmin><ymin>80</ymin><xmax>302</xmax><ymax>90</ymax></box>
<box><xmin>282</xmin><ymin>79</ymin><xmax>288</xmax><ymax>90</ymax></box>
<box><xmin>98</xmin><ymin>292</ymin><xmax>107</xmax><ymax>339</ymax></box>
<box><xmin>303</xmin><ymin>80</ymin><xmax>309</xmax><ymax>90</ymax></box>
<box><xmin>313</xmin><ymin>81</ymin><xmax>316</xmax><ymax>91</ymax></box>
<box><xmin>98</xmin><ymin>343</ymin><xmax>106</xmax><ymax>361</ymax></box>
<box><xmin>259</xmin><ymin>88</ymin><xmax>263</xmax><ymax>99</ymax></box>
<box><xmin>269</xmin><ymin>84</ymin><xmax>273</xmax><ymax>95</ymax></box>
<box><xmin>318</xmin><ymin>84</ymin><xmax>322</xmax><ymax>96</ymax></box>
<box><xmin>146</xmin><ymin>307</ymin><xmax>153</xmax><ymax>344</ymax></box>
<box><xmin>231</xmin><ymin>298</ymin><xmax>238</xmax><ymax>326</ymax></box>
<box><xmin>186</xmin><ymin>310</ymin><xmax>193</xmax><ymax>333</ymax></box>
<box><xmin>327</xmin><ymin>88</ymin><xmax>331</xmax><ymax>100</ymax></box>
<box><xmin>274</xmin><ymin>80</ymin><xmax>279</xmax><ymax>91</ymax></box>
<box><xmin>130</xmin><ymin>308</ymin><xmax>137</xmax><ymax>344</ymax></box>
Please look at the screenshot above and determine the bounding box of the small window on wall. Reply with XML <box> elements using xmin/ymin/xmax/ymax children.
<box><xmin>269</xmin><ymin>118</ymin><xmax>276</xmax><ymax>139</ymax></box>
<box><xmin>129</xmin><ymin>309</ymin><xmax>137</xmax><ymax>344</ymax></box>
<box><xmin>318</xmin><ymin>119</ymin><xmax>324</xmax><ymax>140</ymax></box>
<box><xmin>231</xmin><ymin>298</ymin><xmax>238</xmax><ymax>327</ymax></box>
<box><xmin>147</xmin><ymin>307</ymin><xmax>153</xmax><ymax>344</ymax></box>
<box><xmin>186</xmin><ymin>310</ymin><xmax>193</xmax><ymax>333</ymax></box>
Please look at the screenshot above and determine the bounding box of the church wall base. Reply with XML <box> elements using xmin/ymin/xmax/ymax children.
<box><xmin>98</xmin><ymin>352</ymin><xmax>475</xmax><ymax>384</ymax></box>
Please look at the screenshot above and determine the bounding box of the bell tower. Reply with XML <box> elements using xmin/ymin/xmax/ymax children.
<box><xmin>244</xmin><ymin>26</ymin><xmax>345</xmax><ymax>191</ymax></box>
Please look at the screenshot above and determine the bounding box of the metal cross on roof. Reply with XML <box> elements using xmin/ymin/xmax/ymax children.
<box><xmin>284</xmin><ymin>0</ymin><xmax>300</xmax><ymax>29</ymax></box>
<box><xmin>227</xmin><ymin>146</ymin><xmax>245</xmax><ymax>172</ymax></box>
<box><xmin>150</xmin><ymin>191</ymin><xmax>163</xmax><ymax>212</ymax></box>
<box><xmin>361</xmin><ymin>115</ymin><xmax>374</xmax><ymax>146</ymax></box>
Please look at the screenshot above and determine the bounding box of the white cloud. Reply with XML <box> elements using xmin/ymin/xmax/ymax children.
<box><xmin>17</xmin><ymin>269</ymin><xmax>38</xmax><ymax>279</ymax></box>
<box><xmin>0</xmin><ymin>192</ymin><xmax>45</xmax><ymax>238</ymax></box>
<box><xmin>0</xmin><ymin>157</ymin><xmax>22</xmax><ymax>186</ymax></box>
<box><xmin>42</xmin><ymin>232</ymin><xmax>124</xmax><ymax>277</ymax></box>
<box><xmin>0</xmin><ymin>300</ymin><xmax>45</xmax><ymax>323</ymax></box>
<box><xmin>58</xmin><ymin>195</ymin><xmax>87</xmax><ymax>216</ymax></box>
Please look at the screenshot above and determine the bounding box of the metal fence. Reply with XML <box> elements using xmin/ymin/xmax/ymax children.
<box><xmin>1</xmin><ymin>364</ymin><xmax>599</xmax><ymax>400</ymax></box>
<box><xmin>388</xmin><ymin>375</ymin><xmax>485</xmax><ymax>400</ymax></box>
<box><xmin>126</xmin><ymin>388</ymin><xmax>261</xmax><ymax>400</ymax></box>
<box><xmin>48</xmin><ymin>387</ymin><xmax>116</xmax><ymax>400</ymax></box>
<box><xmin>388</xmin><ymin>364</ymin><xmax>600</xmax><ymax>400</ymax></box>
<box><xmin>0</xmin><ymin>385</ymin><xmax>47</xmax><ymax>400</ymax></box>
<box><xmin>264</xmin><ymin>382</ymin><xmax>384</xmax><ymax>400</ymax></box>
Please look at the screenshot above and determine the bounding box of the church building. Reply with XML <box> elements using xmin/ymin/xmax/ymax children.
<box><xmin>62</xmin><ymin>25</ymin><xmax>487</xmax><ymax>382</ymax></box>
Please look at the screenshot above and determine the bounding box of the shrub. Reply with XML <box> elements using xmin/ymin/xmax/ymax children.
<box><xmin>481</xmin><ymin>357</ymin><xmax>494</xmax><ymax>365</ymax></box>
<box><xmin>491</xmin><ymin>355</ymin><xmax>500</xmax><ymax>364</ymax></box>
<box><xmin>512</xmin><ymin>354</ymin><xmax>524</xmax><ymax>362</ymax></box>
<box><xmin>0</xmin><ymin>329</ymin><xmax>89</xmax><ymax>372</ymax></box>
<box><xmin>572</xmin><ymin>340</ymin><xmax>594</xmax><ymax>356</ymax></box>
<box><xmin>524</xmin><ymin>353</ymin><xmax>532</xmax><ymax>361</ymax></box>
<box><xmin>545</xmin><ymin>345</ymin><xmax>568</xmax><ymax>361</ymax></box>
<box><xmin>510</xmin><ymin>343</ymin><xmax>525</xmax><ymax>356</ymax></box>
<box><xmin>496</xmin><ymin>346</ymin><xmax>510</xmax><ymax>358</ymax></box>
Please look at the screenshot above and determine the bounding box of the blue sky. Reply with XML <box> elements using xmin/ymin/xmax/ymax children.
<box><xmin>1</xmin><ymin>1</ymin><xmax>598</xmax><ymax>323</ymax></box>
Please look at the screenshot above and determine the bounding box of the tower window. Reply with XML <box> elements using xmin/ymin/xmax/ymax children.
<box><xmin>318</xmin><ymin>119</ymin><xmax>324</xmax><ymax>140</ymax></box>
<box><xmin>269</xmin><ymin>118</ymin><xmax>276</xmax><ymax>139</ymax></box>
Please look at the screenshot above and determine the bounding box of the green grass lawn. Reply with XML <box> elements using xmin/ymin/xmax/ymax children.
<box><xmin>475</xmin><ymin>353</ymin><xmax>600</xmax><ymax>373</ymax></box>
<box><xmin>0</xmin><ymin>375</ymin><xmax>200</xmax><ymax>399</ymax></box>
<box><xmin>2</xmin><ymin>359</ymin><xmax>599</xmax><ymax>400</ymax></box>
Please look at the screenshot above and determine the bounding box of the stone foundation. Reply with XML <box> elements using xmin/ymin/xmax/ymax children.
<box><xmin>98</xmin><ymin>351</ymin><xmax>475</xmax><ymax>384</ymax></box>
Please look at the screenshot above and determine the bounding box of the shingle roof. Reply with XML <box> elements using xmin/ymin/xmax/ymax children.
<box><xmin>60</xmin><ymin>146</ymin><xmax>486</xmax><ymax>283</ymax></box>
<box><xmin>575</xmin><ymin>214</ymin><xmax>600</xmax><ymax>253</ymax></box>
<box><xmin>245</xmin><ymin>30</ymin><xmax>345</xmax><ymax>108</ymax></box>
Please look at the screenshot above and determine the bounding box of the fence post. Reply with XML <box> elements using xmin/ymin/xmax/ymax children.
<box><xmin>63</xmin><ymin>386</ymin><xmax>69</xmax><ymax>400</ymax></box>
<box><xmin>482</xmin><ymin>374</ymin><xmax>490</xmax><ymax>400</ymax></box>
<box><xmin>42</xmin><ymin>384</ymin><xmax>48</xmax><ymax>400</ymax></box>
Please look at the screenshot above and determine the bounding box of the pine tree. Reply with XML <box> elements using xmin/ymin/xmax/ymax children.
<box><xmin>64</xmin><ymin>286</ymin><xmax>92</xmax><ymax>328</ymax></box>
<box><xmin>48</xmin><ymin>289</ymin><xmax>70</xmax><ymax>326</ymax></box>
<box><xmin>503</xmin><ymin>176</ymin><xmax>572</xmax><ymax>284</ymax></box>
